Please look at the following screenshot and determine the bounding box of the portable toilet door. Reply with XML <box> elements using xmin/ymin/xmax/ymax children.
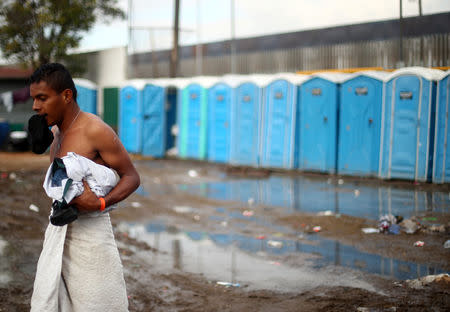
<box><xmin>142</xmin><ymin>82</ymin><xmax>165</xmax><ymax>157</ymax></box>
<box><xmin>73</xmin><ymin>78</ymin><xmax>97</xmax><ymax>114</ymax></box>
<box><xmin>261</xmin><ymin>74</ymin><xmax>309</xmax><ymax>169</ymax></box>
<box><xmin>207</xmin><ymin>81</ymin><xmax>233</xmax><ymax>163</ymax></box>
<box><xmin>299</xmin><ymin>73</ymin><xmax>350</xmax><ymax>173</ymax></box>
<box><xmin>433</xmin><ymin>70</ymin><xmax>450</xmax><ymax>183</ymax></box>
<box><xmin>231</xmin><ymin>75</ymin><xmax>271</xmax><ymax>167</ymax></box>
<box><xmin>178</xmin><ymin>77</ymin><xmax>218</xmax><ymax>160</ymax></box>
<box><xmin>119</xmin><ymin>80</ymin><xmax>145</xmax><ymax>154</ymax></box>
<box><xmin>103</xmin><ymin>87</ymin><xmax>119</xmax><ymax>132</ymax></box>
<box><xmin>379</xmin><ymin>67</ymin><xmax>443</xmax><ymax>182</ymax></box>
<box><xmin>338</xmin><ymin>71</ymin><xmax>388</xmax><ymax>176</ymax></box>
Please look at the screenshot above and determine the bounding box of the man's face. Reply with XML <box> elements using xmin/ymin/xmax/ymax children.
<box><xmin>30</xmin><ymin>81</ymin><xmax>65</xmax><ymax>127</ymax></box>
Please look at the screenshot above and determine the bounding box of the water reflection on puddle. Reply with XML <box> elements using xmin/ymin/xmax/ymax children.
<box><xmin>121</xmin><ymin>220</ymin><xmax>445</xmax><ymax>292</ymax></box>
<box><xmin>175</xmin><ymin>176</ymin><xmax>449</xmax><ymax>220</ymax></box>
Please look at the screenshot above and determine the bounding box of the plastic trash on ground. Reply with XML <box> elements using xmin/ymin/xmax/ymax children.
<box><xmin>406</xmin><ymin>274</ymin><xmax>450</xmax><ymax>289</ymax></box>
<box><xmin>242</xmin><ymin>210</ymin><xmax>254</xmax><ymax>217</ymax></box>
<box><xmin>388</xmin><ymin>224</ymin><xmax>400</xmax><ymax>235</ymax></box>
<box><xmin>313</xmin><ymin>226</ymin><xmax>322</xmax><ymax>232</ymax></box>
<box><xmin>400</xmin><ymin>219</ymin><xmax>419</xmax><ymax>234</ymax></box>
<box><xmin>131</xmin><ymin>202</ymin><xmax>142</xmax><ymax>208</ymax></box>
<box><xmin>29</xmin><ymin>204</ymin><xmax>39</xmax><ymax>212</ymax></box>
<box><xmin>174</xmin><ymin>206</ymin><xmax>193</xmax><ymax>213</ymax></box>
<box><xmin>188</xmin><ymin>170</ymin><xmax>198</xmax><ymax>178</ymax></box>
<box><xmin>267</xmin><ymin>240</ymin><xmax>283</xmax><ymax>248</ymax></box>
<box><xmin>216</xmin><ymin>281</ymin><xmax>240</xmax><ymax>287</ymax></box>
<box><xmin>361</xmin><ymin>228</ymin><xmax>379</xmax><ymax>234</ymax></box>
<box><xmin>317</xmin><ymin>210</ymin><xmax>333</xmax><ymax>216</ymax></box>
<box><xmin>444</xmin><ymin>240</ymin><xmax>450</xmax><ymax>248</ymax></box>
<box><xmin>414</xmin><ymin>241</ymin><xmax>425</xmax><ymax>247</ymax></box>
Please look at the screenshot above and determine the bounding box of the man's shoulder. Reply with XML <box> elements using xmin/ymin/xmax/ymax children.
<box><xmin>82</xmin><ymin>113</ymin><xmax>114</xmax><ymax>136</ymax></box>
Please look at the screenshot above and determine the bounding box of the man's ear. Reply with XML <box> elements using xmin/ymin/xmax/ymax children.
<box><xmin>62</xmin><ymin>89</ymin><xmax>73</xmax><ymax>103</ymax></box>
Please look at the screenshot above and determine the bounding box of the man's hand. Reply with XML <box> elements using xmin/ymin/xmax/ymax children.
<box><xmin>69</xmin><ymin>180</ymin><xmax>101</xmax><ymax>212</ymax></box>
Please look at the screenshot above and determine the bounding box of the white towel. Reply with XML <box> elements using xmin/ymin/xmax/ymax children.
<box><xmin>31</xmin><ymin>153</ymin><xmax>129</xmax><ymax>311</ymax></box>
<box><xmin>43</xmin><ymin>152</ymin><xmax>119</xmax><ymax>215</ymax></box>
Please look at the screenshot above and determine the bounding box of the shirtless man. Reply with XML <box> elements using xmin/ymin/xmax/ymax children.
<box><xmin>29</xmin><ymin>63</ymin><xmax>139</xmax><ymax>311</ymax></box>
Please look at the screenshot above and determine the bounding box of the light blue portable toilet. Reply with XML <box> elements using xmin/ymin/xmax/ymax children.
<box><xmin>433</xmin><ymin>70</ymin><xmax>450</xmax><ymax>183</ymax></box>
<box><xmin>207</xmin><ymin>77</ymin><xmax>237</xmax><ymax>163</ymax></box>
<box><xmin>231</xmin><ymin>75</ymin><xmax>272</xmax><ymax>167</ymax></box>
<box><xmin>73</xmin><ymin>78</ymin><xmax>97</xmax><ymax>115</ymax></box>
<box><xmin>177</xmin><ymin>77</ymin><xmax>218</xmax><ymax>160</ymax></box>
<box><xmin>379</xmin><ymin>67</ymin><xmax>443</xmax><ymax>182</ymax></box>
<box><xmin>119</xmin><ymin>80</ymin><xmax>146</xmax><ymax>154</ymax></box>
<box><xmin>261</xmin><ymin>73</ymin><xmax>309</xmax><ymax>169</ymax></box>
<box><xmin>338</xmin><ymin>71</ymin><xmax>389</xmax><ymax>176</ymax></box>
<box><xmin>142</xmin><ymin>78</ymin><xmax>183</xmax><ymax>158</ymax></box>
<box><xmin>298</xmin><ymin>73</ymin><xmax>350</xmax><ymax>173</ymax></box>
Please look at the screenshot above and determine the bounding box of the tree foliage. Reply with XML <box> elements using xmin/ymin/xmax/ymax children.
<box><xmin>0</xmin><ymin>0</ymin><xmax>125</xmax><ymax>70</ymax></box>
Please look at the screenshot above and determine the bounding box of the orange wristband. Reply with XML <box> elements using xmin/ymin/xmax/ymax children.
<box><xmin>99</xmin><ymin>197</ymin><xmax>106</xmax><ymax>211</ymax></box>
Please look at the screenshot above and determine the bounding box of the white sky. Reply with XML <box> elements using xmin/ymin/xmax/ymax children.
<box><xmin>56</xmin><ymin>0</ymin><xmax>450</xmax><ymax>53</ymax></box>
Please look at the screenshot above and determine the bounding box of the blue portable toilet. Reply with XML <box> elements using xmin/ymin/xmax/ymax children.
<box><xmin>433</xmin><ymin>70</ymin><xmax>450</xmax><ymax>183</ymax></box>
<box><xmin>298</xmin><ymin>73</ymin><xmax>350</xmax><ymax>173</ymax></box>
<box><xmin>207</xmin><ymin>77</ymin><xmax>238</xmax><ymax>163</ymax></box>
<box><xmin>379</xmin><ymin>67</ymin><xmax>443</xmax><ymax>182</ymax></box>
<box><xmin>177</xmin><ymin>76</ymin><xmax>219</xmax><ymax>160</ymax></box>
<box><xmin>73</xmin><ymin>78</ymin><xmax>97</xmax><ymax>115</ymax></box>
<box><xmin>260</xmin><ymin>73</ymin><xmax>309</xmax><ymax>169</ymax></box>
<box><xmin>119</xmin><ymin>80</ymin><xmax>146</xmax><ymax>154</ymax></box>
<box><xmin>142</xmin><ymin>78</ymin><xmax>182</xmax><ymax>158</ymax></box>
<box><xmin>230</xmin><ymin>75</ymin><xmax>272</xmax><ymax>167</ymax></box>
<box><xmin>338</xmin><ymin>71</ymin><xmax>389</xmax><ymax>176</ymax></box>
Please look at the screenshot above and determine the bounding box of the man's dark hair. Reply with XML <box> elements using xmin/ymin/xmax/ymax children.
<box><xmin>29</xmin><ymin>63</ymin><xmax>77</xmax><ymax>101</ymax></box>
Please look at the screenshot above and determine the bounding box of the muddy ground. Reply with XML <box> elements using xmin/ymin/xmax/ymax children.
<box><xmin>0</xmin><ymin>152</ymin><xmax>449</xmax><ymax>312</ymax></box>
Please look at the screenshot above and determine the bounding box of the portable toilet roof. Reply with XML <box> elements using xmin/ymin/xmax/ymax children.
<box><xmin>386</xmin><ymin>67</ymin><xmax>446</xmax><ymax>81</ymax></box>
<box><xmin>121</xmin><ymin>79</ymin><xmax>150</xmax><ymax>90</ymax></box>
<box><xmin>187</xmin><ymin>76</ymin><xmax>220</xmax><ymax>88</ymax></box>
<box><xmin>248</xmin><ymin>74</ymin><xmax>278</xmax><ymax>87</ymax></box>
<box><xmin>309</xmin><ymin>72</ymin><xmax>353</xmax><ymax>83</ymax></box>
<box><xmin>341</xmin><ymin>70</ymin><xmax>390</xmax><ymax>82</ymax></box>
<box><xmin>73</xmin><ymin>78</ymin><xmax>97</xmax><ymax>89</ymax></box>
<box><xmin>269</xmin><ymin>72</ymin><xmax>310</xmax><ymax>85</ymax></box>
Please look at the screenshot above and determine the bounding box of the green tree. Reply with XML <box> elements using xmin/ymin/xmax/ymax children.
<box><xmin>0</xmin><ymin>0</ymin><xmax>125</xmax><ymax>70</ymax></box>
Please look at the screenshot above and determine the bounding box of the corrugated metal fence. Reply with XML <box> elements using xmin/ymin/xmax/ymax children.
<box><xmin>128</xmin><ymin>34</ymin><xmax>450</xmax><ymax>78</ymax></box>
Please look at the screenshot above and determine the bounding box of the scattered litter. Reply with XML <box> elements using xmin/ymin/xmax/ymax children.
<box><xmin>216</xmin><ymin>281</ymin><xmax>240</xmax><ymax>287</ymax></box>
<box><xmin>427</xmin><ymin>224</ymin><xmax>446</xmax><ymax>233</ymax></box>
<box><xmin>422</xmin><ymin>217</ymin><xmax>437</xmax><ymax>222</ymax></box>
<box><xmin>338</xmin><ymin>179</ymin><xmax>344</xmax><ymax>185</ymax></box>
<box><xmin>188</xmin><ymin>170</ymin><xmax>198</xmax><ymax>178</ymax></box>
<box><xmin>356</xmin><ymin>308</ymin><xmax>370</xmax><ymax>312</ymax></box>
<box><xmin>388</xmin><ymin>224</ymin><xmax>400</xmax><ymax>235</ymax></box>
<box><xmin>400</xmin><ymin>219</ymin><xmax>419</xmax><ymax>234</ymax></box>
<box><xmin>29</xmin><ymin>204</ymin><xmax>39</xmax><ymax>213</ymax></box>
<box><xmin>414</xmin><ymin>241</ymin><xmax>425</xmax><ymax>247</ymax></box>
<box><xmin>267</xmin><ymin>240</ymin><xmax>283</xmax><ymax>248</ymax></box>
<box><xmin>220</xmin><ymin>221</ymin><xmax>228</xmax><ymax>227</ymax></box>
<box><xmin>406</xmin><ymin>274</ymin><xmax>450</xmax><ymax>289</ymax></box>
<box><xmin>130</xmin><ymin>202</ymin><xmax>142</xmax><ymax>208</ymax></box>
<box><xmin>273</xmin><ymin>232</ymin><xmax>284</xmax><ymax>237</ymax></box>
<box><xmin>247</xmin><ymin>197</ymin><xmax>255</xmax><ymax>206</ymax></box>
<box><xmin>242</xmin><ymin>210</ymin><xmax>254</xmax><ymax>217</ymax></box>
<box><xmin>378</xmin><ymin>214</ymin><xmax>401</xmax><ymax>233</ymax></box>
<box><xmin>9</xmin><ymin>172</ymin><xmax>17</xmax><ymax>180</ymax></box>
<box><xmin>269</xmin><ymin>261</ymin><xmax>281</xmax><ymax>266</ymax></box>
<box><xmin>354</xmin><ymin>189</ymin><xmax>360</xmax><ymax>197</ymax></box>
<box><xmin>256</xmin><ymin>235</ymin><xmax>266</xmax><ymax>240</ymax></box>
<box><xmin>313</xmin><ymin>226</ymin><xmax>322</xmax><ymax>233</ymax></box>
<box><xmin>362</xmin><ymin>228</ymin><xmax>379</xmax><ymax>234</ymax></box>
<box><xmin>152</xmin><ymin>177</ymin><xmax>161</xmax><ymax>184</ymax></box>
<box><xmin>166</xmin><ymin>147</ymin><xmax>178</xmax><ymax>156</ymax></box>
<box><xmin>444</xmin><ymin>240</ymin><xmax>450</xmax><ymax>249</ymax></box>
<box><xmin>317</xmin><ymin>210</ymin><xmax>333</xmax><ymax>216</ymax></box>
<box><xmin>193</xmin><ymin>215</ymin><xmax>200</xmax><ymax>221</ymax></box>
<box><xmin>1</xmin><ymin>172</ymin><xmax>8</xmax><ymax>179</ymax></box>
<box><xmin>174</xmin><ymin>206</ymin><xmax>193</xmax><ymax>213</ymax></box>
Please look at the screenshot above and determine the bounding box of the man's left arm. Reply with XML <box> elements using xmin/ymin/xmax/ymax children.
<box><xmin>71</xmin><ymin>121</ymin><xmax>140</xmax><ymax>212</ymax></box>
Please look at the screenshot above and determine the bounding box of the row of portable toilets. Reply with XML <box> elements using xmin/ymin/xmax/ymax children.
<box><xmin>73</xmin><ymin>67</ymin><xmax>450</xmax><ymax>184</ymax></box>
